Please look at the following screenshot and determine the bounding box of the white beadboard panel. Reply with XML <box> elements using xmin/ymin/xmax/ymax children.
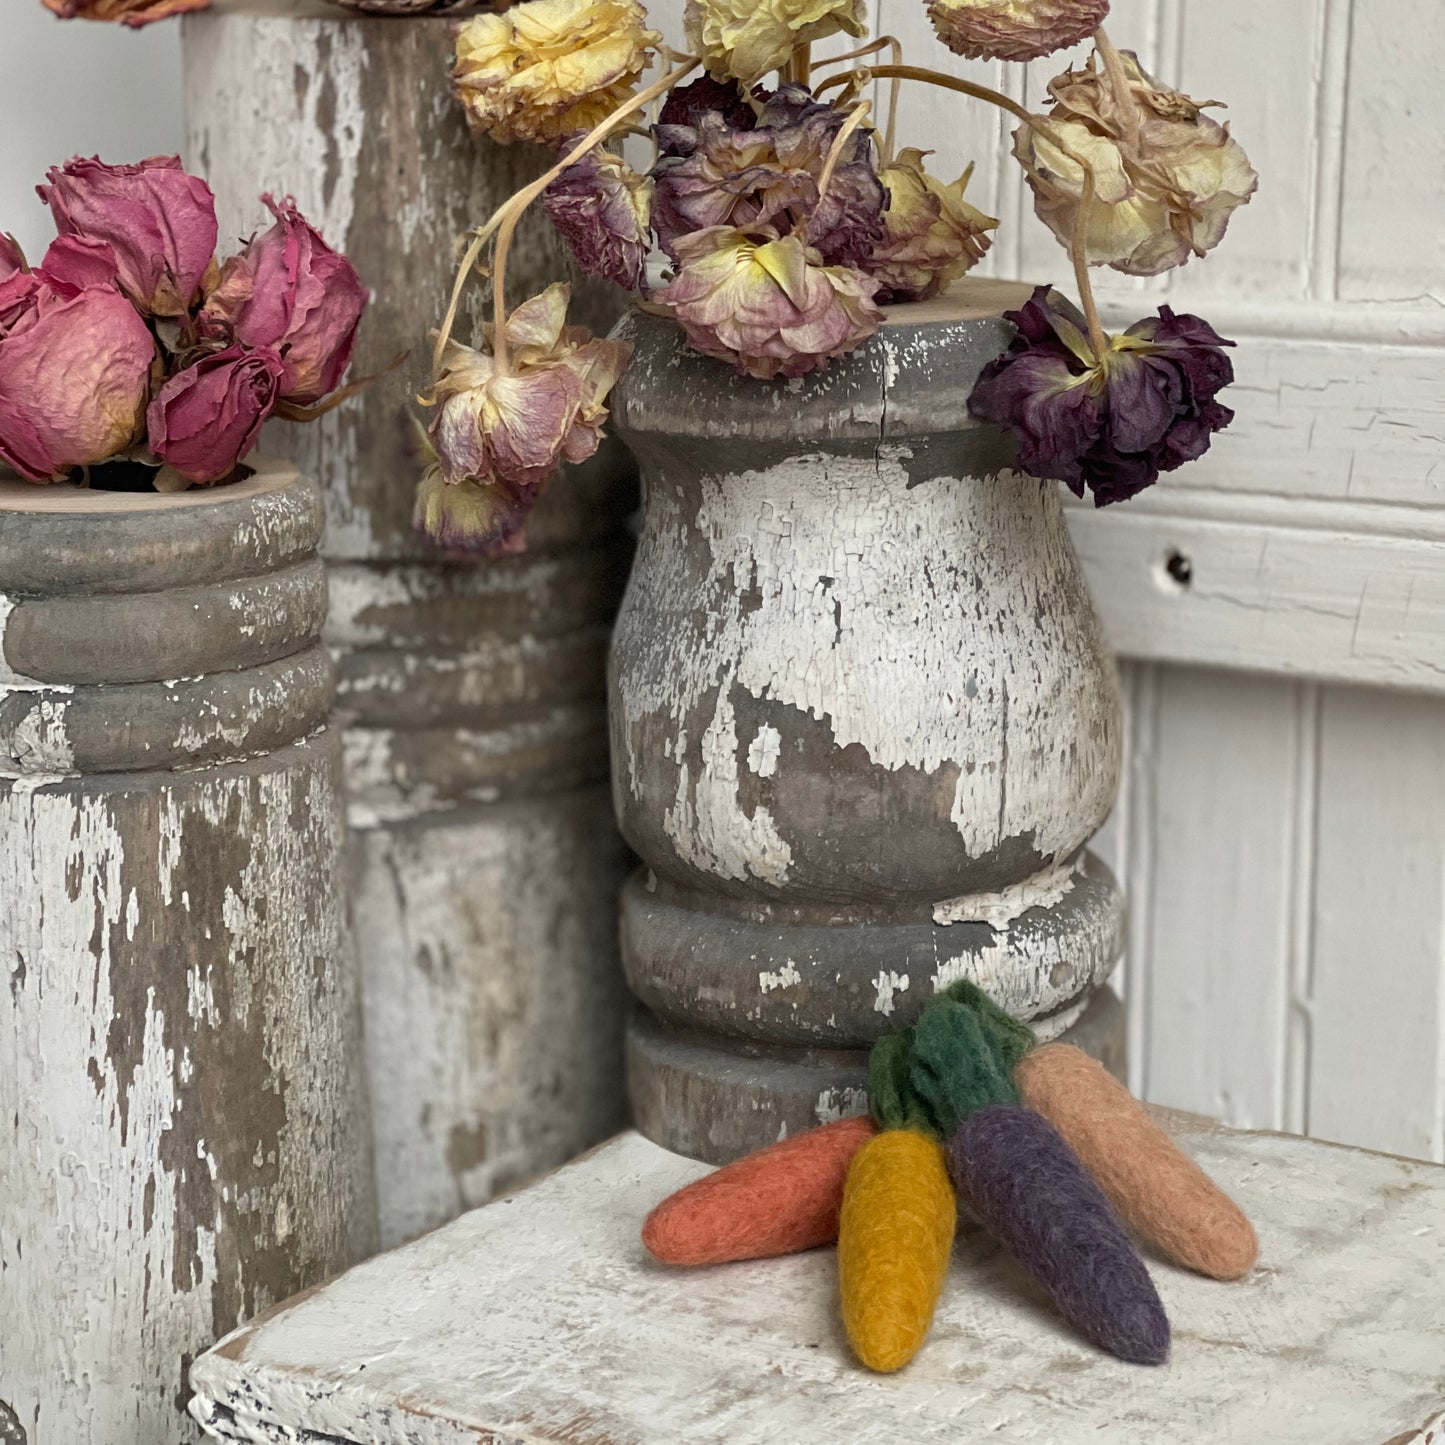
<box><xmin>1338</xmin><ymin>0</ymin><xmax>1445</xmax><ymax>303</ymax></box>
<box><xmin>1066</xmin><ymin>493</ymin><xmax>1445</xmax><ymax>693</ymax></box>
<box><xmin>1308</xmin><ymin>685</ymin><xmax>1445</xmax><ymax>1161</ymax></box>
<box><xmin>1129</xmin><ymin>667</ymin><xmax>1298</xmax><ymax>1128</ymax></box>
<box><xmin>1156</xmin><ymin>0</ymin><xmax>1324</xmax><ymax>301</ymax></box>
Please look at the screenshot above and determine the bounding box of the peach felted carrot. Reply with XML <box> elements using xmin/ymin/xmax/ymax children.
<box><xmin>642</xmin><ymin>1114</ymin><xmax>877</xmax><ymax>1266</ymax></box>
<box><xmin>1015</xmin><ymin>1042</ymin><xmax>1258</xmax><ymax>1280</ymax></box>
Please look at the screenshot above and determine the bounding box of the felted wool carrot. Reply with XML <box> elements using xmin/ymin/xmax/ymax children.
<box><xmin>837</xmin><ymin>1126</ymin><xmax>955</xmax><ymax>1373</ymax></box>
<box><xmin>948</xmin><ymin>1102</ymin><xmax>1171</xmax><ymax>1365</ymax></box>
<box><xmin>642</xmin><ymin>1114</ymin><xmax>878</xmax><ymax>1266</ymax></box>
<box><xmin>835</xmin><ymin>1030</ymin><xmax>957</xmax><ymax>1372</ymax></box>
<box><xmin>1015</xmin><ymin>1042</ymin><xmax>1258</xmax><ymax>1280</ymax></box>
<box><xmin>902</xmin><ymin>982</ymin><xmax>1169</xmax><ymax>1364</ymax></box>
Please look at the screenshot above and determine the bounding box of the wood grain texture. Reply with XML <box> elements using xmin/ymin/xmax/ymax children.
<box><xmin>187</xmin><ymin>1126</ymin><xmax>1445</xmax><ymax>1445</ymax></box>
<box><xmin>0</xmin><ymin>467</ymin><xmax>376</xmax><ymax>1445</ymax></box>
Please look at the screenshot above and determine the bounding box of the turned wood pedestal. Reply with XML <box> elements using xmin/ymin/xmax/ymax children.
<box><xmin>0</xmin><ymin>463</ymin><xmax>376</xmax><ymax>1445</ymax></box>
<box><xmin>608</xmin><ymin>283</ymin><xmax>1126</xmax><ymax>1162</ymax></box>
<box><xmin>183</xmin><ymin>5</ymin><xmax>638</xmax><ymax>1246</ymax></box>
<box><xmin>188</xmin><ymin>1119</ymin><xmax>1445</xmax><ymax>1445</ymax></box>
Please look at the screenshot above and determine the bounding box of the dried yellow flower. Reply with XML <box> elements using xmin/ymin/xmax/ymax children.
<box><xmin>867</xmin><ymin>149</ymin><xmax>997</xmax><ymax>302</ymax></box>
<box><xmin>685</xmin><ymin>0</ymin><xmax>868</xmax><ymax>86</ymax></box>
<box><xmin>452</xmin><ymin>0</ymin><xmax>661</xmax><ymax>146</ymax></box>
<box><xmin>1015</xmin><ymin>48</ymin><xmax>1257</xmax><ymax>276</ymax></box>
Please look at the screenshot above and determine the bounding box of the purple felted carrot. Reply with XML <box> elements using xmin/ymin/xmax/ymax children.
<box><xmin>948</xmin><ymin>1102</ymin><xmax>1171</xmax><ymax>1365</ymax></box>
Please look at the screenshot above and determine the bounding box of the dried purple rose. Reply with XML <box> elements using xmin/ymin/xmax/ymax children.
<box><xmin>967</xmin><ymin>285</ymin><xmax>1235</xmax><ymax>505</ymax></box>
<box><xmin>652</xmin><ymin>85</ymin><xmax>885</xmax><ymax>269</ymax></box>
<box><xmin>657</xmin><ymin>74</ymin><xmax>758</xmax><ymax>137</ymax></box>
<box><xmin>543</xmin><ymin>147</ymin><xmax>654</xmax><ymax>293</ymax></box>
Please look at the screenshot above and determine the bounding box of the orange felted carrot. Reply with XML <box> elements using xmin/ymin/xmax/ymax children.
<box><xmin>1015</xmin><ymin>1043</ymin><xmax>1258</xmax><ymax>1280</ymax></box>
<box><xmin>643</xmin><ymin>1114</ymin><xmax>877</xmax><ymax>1266</ymax></box>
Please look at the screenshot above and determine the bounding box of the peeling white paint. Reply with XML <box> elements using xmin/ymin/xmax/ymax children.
<box><xmin>872</xmin><ymin>969</ymin><xmax>910</xmax><ymax>1015</ymax></box>
<box><xmin>662</xmin><ymin>691</ymin><xmax>793</xmax><ymax>887</ymax></box>
<box><xmin>814</xmin><ymin>1086</ymin><xmax>870</xmax><ymax>1125</ymax></box>
<box><xmin>746</xmin><ymin>724</ymin><xmax>781</xmax><ymax>777</ymax></box>
<box><xmin>933</xmin><ymin>858</ymin><xmax>1083</xmax><ymax>929</ymax></box>
<box><xmin>758</xmin><ymin>960</ymin><xmax>801</xmax><ymax>994</ymax></box>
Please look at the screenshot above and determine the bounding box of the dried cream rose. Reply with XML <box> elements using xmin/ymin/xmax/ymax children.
<box><xmin>417</xmin><ymin>282</ymin><xmax>631</xmax><ymax>554</ymax></box>
<box><xmin>866</xmin><ymin>149</ymin><xmax>997</xmax><ymax>303</ymax></box>
<box><xmin>452</xmin><ymin>0</ymin><xmax>661</xmax><ymax>146</ymax></box>
<box><xmin>685</xmin><ymin>0</ymin><xmax>868</xmax><ymax>86</ymax></box>
<box><xmin>927</xmin><ymin>0</ymin><xmax>1108</xmax><ymax>63</ymax></box>
<box><xmin>1015</xmin><ymin>48</ymin><xmax>1257</xmax><ymax>275</ymax></box>
<box><xmin>656</xmin><ymin>225</ymin><xmax>883</xmax><ymax>379</ymax></box>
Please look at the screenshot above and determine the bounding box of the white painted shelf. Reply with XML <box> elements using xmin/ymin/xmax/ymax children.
<box><xmin>191</xmin><ymin>1124</ymin><xmax>1445</xmax><ymax>1445</ymax></box>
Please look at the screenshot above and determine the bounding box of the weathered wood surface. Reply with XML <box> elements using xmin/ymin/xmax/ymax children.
<box><xmin>182</xmin><ymin>12</ymin><xmax>638</xmax><ymax>1248</ymax></box>
<box><xmin>189</xmin><ymin>1121</ymin><xmax>1445</xmax><ymax>1445</ymax></box>
<box><xmin>0</xmin><ymin>462</ymin><xmax>376</xmax><ymax>1445</ymax></box>
<box><xmin>608</xmin><ymin>291</ymin><xmax>1125</xmax><ymax>1161</ymax></box>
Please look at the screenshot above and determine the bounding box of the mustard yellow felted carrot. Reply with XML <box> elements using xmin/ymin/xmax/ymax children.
<box><xmin>837</xmin><ymin>1126</ymin><xmax>955</xmax><ymax>1373</ymax></box>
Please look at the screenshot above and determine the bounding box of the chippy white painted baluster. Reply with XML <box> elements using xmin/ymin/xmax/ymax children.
<box><xmin>607</xmin><ymin>284</ymin><xmax>1126</xmax><ymax>1163</ymax></box>
<box><xmin>0</xmin><ymin>463</ymin><xmax>376</xmax><ymax>1445</ymax></box>
<box><xmin>182</xmin><ymin>6</ymin><xmax>637</xmax><ymax>1245</ymax></box>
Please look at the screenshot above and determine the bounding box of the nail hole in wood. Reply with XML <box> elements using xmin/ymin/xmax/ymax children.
<box><xmin>1164</xmin><ymin>550</ymin><xmax>1193</xmax><ymax>588</ymax></box>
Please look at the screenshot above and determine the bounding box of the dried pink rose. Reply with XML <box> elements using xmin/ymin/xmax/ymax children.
<box><xmin>201</xmin><ymin>195</ymin><xmax>368</xmax><ymax>405</ymax></box>
<box><xmin>146</xmin><ymin>345</ymin><xmax>286</xmax><ymax>485</ymax></box>
<box><xmin>417</xmin><ymin>282</ymin><xmax>631</xmax><ymax>554</ymax></box>
<box><xmin>0</xmin><ymin>274</ymin><xmax>156</xmax><ymax>481</ymax></box>
<box><xmin>38</xmin><ymin>155</ymin><xmax>218</xmax><ymax>317</ymax></box>
<box><xmin>41</xmin><ymin>234</ymin><xmax>120</xmax><ymax>291</ymax></box>
<box><xmin>928</xmin><ymin>0</ymin><xmax>1110</xmax><ymax>62</ymax></box>
<box><xmin>42</xmin><ymin>0</ymin><xmax>210</xmax><ymax>24</ymax></box>
<box><xmin>656</xmin><ymin>225</ymin><xmax>884</xmax><ymax>380</ymax></box>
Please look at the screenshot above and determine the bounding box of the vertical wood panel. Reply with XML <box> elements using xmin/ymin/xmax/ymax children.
<box><xmin>1136</xmin><ymin>667</ymin><xmax>1299</xmax><ymax>1129</ymax></box>
<box><xmin>1337</xmin><ymin>0</ymin><xmax>1445</xmax><ymax>301</ymax></box>
<box><xmin>1308</xmin><ymin>687</ymin><xmax>1445</xmax><ymax>1160</ymax></box>
<box><xmin>1163</xmin><ymin>0</ymin><xmax>1324</xmax><ymax>301</ymax></box>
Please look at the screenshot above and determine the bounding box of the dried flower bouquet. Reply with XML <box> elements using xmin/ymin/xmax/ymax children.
<box><xmin>422</xmin><ymin>0</ymin><xmax>1256</xmax><ymax>555</ymax></box>
<box><xmin>0</xmin><ymin>157</ymin><xmax>373</xmax><ymax>490</ymax></box>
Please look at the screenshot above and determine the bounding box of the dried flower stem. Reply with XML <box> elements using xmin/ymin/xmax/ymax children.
<box><xmin>433</xmin><ymin>56</ymin><xmax>701</xmax><ymax>379</ymax></box>
<box><xmin>811</xmin><ymin>37</ymin><xmax>904</xmax><ymax>163</ymax></box>
<box><xmin>817</xmin><ymin>62</ymin><xmax>1108</xmax><ymax>357</ymax></box>
<box><xmin>787</xmin><ymin>41</ymin><xmax>813</xmax><ymax>87</ymax></box>
<box><xmin>1092</xmin><ymin>26</ymin><xmax>1141</xmax><ymax>149</ymax></box>
<box><xmin>815</xmin><ymin>100</ymin><xmax>873</xmax><ymax>204</ymax></box>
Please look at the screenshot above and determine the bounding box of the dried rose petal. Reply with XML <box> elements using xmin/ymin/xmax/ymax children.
<box><xmin>201</xmin><ymin>194</ymin><xmax>367</xmax><ymax>405</ymax></box>
<box><xmin>866</xmin><ymin>148</ymin><xmax>997</xmax><ymax>303</ymax></box>
<box><xmin>967</xmin><ymin>285</ymin><xmax>1235</xmax><ymax>504</ymax></box>
<box><xmin>656</xmin><ymin>225</ymin><xmax>883</xmax><ymax>380</ymax></box>
<box><xmin>38</xmin><ymin>155</ymin><xmax>218</xmax><ymax>317</ymax></box>
<box><xmin>146</xmin><ymin>345</ymin><xmax>286</xmax><ymax>485</ymax></box>
<box><xmin>0</xmin><ymin>235</ymin><xmax>26</xmax><ymax>280</ymax></box>
<box><xmin>1015</xmin><ymin>48</ymin><xmax>1257</xmax><ymax>276</ymax></box>
<box><xmin>544</xmin><ymin>148</ymin><xmax>654</xmax><ymax>293</ymax></box>
<box><xmin>685</xmin><ymin>0</ymin><xmax>866</xmax><ymax>86</ymax></box>
<box><xmin>42</xmin><ymin>0</ymin><xmax>209</xmax><ymax>24</ymax></box>
<box><xmin>928</xmin><ymin>0</ymin><xmax>1109</xmax><ymax>62</ymax></box>
<box><xmin>0</xmin><ymin>274</ymin><xmax>156</xmax><ymax>481</ymax></box>
<box><xmin>452</xmin><ymin>0</ymin><xmax>660</xmax><ymax>146</ymax></box>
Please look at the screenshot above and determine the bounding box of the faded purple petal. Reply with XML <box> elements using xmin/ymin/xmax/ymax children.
<box><xmin>413</xmin><ymin>465</ymin><xmax>534</xmax><ymax>557</ymax></box>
